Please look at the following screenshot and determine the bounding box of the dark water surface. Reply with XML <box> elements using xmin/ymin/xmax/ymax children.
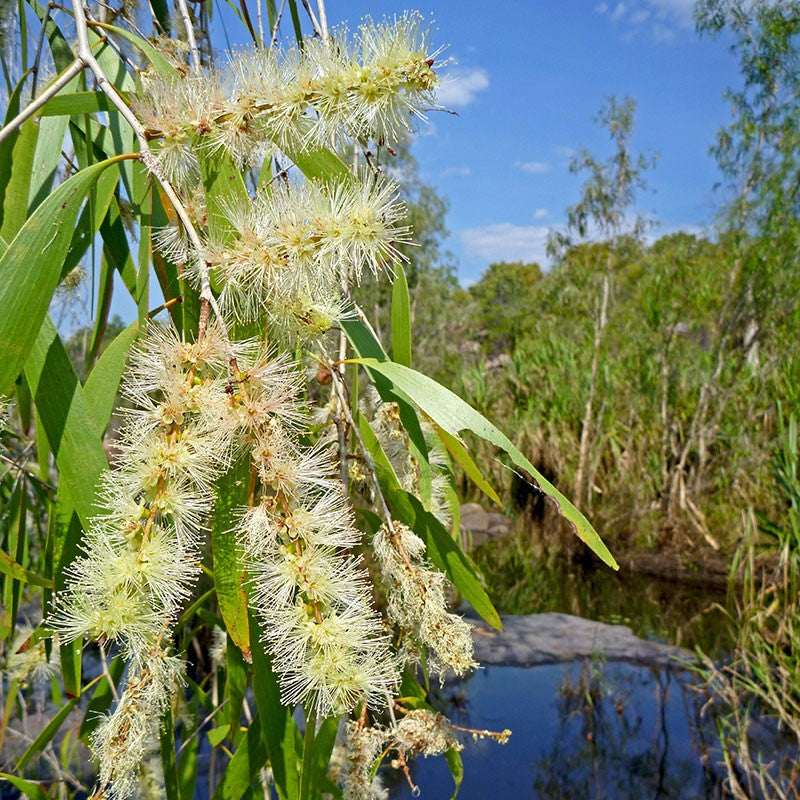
<box><xmin>387</xmin><ymin>562</ymin><xmax>732</xmax><ymax>799</ymax></box>
<box><xmin>388</xmin><ymin>662</ymin><xmax>722</xmax><ymax>799</ymax></box>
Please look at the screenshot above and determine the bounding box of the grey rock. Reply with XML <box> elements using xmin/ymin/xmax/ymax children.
<box><xmin>459</xmin><ymin>503</ymin><xmax>513</xmax><ymax>549</ymax></box>
<box><xmin>471</xmin><ymin>613</ymin><xmax>696</xmax><ymax>670</ymax></box>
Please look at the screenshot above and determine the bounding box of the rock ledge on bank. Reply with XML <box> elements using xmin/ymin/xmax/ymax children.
<box><xmin>471</xmin><ymin>613</ymin><xmax>696</xmax><ymax>670</ymax></box>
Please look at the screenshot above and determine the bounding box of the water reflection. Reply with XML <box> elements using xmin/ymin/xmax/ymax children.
<box><xmin>388</xmin><ymin>661</ymin><xmax>726</xmax><ymax>799</ymax></box>
<box><xmin>473</xmin><ymin>543</ymin><xmax>732</xmax><ymax>654</ymax></box>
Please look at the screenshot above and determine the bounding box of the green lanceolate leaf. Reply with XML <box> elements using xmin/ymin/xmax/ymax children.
<box><xmin>391</xmin><ymin>265</ymin><xmax>412</xmax><ymax>368</ymax></box>
<box><xmin>199</xmin><ymin>149</ymin><xmax>250</xmax><ymax>246</ymax></box>
<box><xmin>23</xmin><ymin>316</ymin><xmax>109</xmax><ymax>529</ymax></box>
<box><xmin>28</xmin><ymin>73</ymin><xmax>81</xmax><ymax>211</ymax></box>
<box><xmin>249</xmin><ymin>614</ymin><xmax>300</xmax><ymax>800</ymax></box>
<box><xmin>434</xmin><ymin>424</ymin><xmax>500</xmax><ymax>506</ymax></box>
<box><xmin>0</xmin><ymin>112</ymin><xmax>37</xmax><ymax>243</ymax></box>
<box><xmin>0</xmin><ymin>549</ymin><xmax>52</xmax><ymax>588</ymax></box>
<box><xmin>0</xmin><ymin>73</ymin><xmax>33</xmax><ymax>233</ymax></box>
<box><xmin>15</xmin><ymin>697</ymin><xmax>80</xmax><ymax>770</ymax></box>
<box><xmin>211</xmin><ymin>716</ymin><xmax>268</xmax><ymax>800</ymax></box>
<box><xmin>83</xmin><ymin>322</ymin><xmax>138</xmax><ymax>435</ymax></box>
<box><xmin>0</xmin><ymin>773</ymin><xmax>50</xmax><ymax>800</ymax></box>
<box><xmin>212</xmin><ymin>458</ymin><xmax>252</xmax><ymax>659</ymax></box>
<box><xmin>160</xmin><ymin>708</ymin><xmax>181</xmax><ymax>800</ymax></box>
<box><xmin>351</xmin><ymin>359</ymin><xmax>619</xmax><ymax>570</ymax></box>
<box><xmin>0</xmin><ymin>157</ymin><xmax>123</xmax><ymax>394</ymax></box>
<box><xmin>90</xmin><ymin>22</ymin><xmax>178</xmax><ymax>75</ymax></box>
<box><xmin>355</xmin><ymin>408</ymin><xmax>502</xmax><ymax>631</ymax></box>
<box><xmin>300</xmin><ymin>715</ymin><xmax>339</xmax><ymax>800</ymax></box>
<box><xmin>341</xmin><ymin>316</ymin><xmax>433</xmax><ymax>504</ymax></box>
<box><xmin>445</xmin><ymin>748</ymin><xmax>464</xmax><ymax>800</ymax></box>
<box><xmin>38</xmin><ymin>90</ymin><xmax>112</xmax><ymax>117</ymax></box>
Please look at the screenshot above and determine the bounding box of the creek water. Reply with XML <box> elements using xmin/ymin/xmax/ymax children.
<box><xmin>387</xmin><ymin>561</ymin><xmax>733</xmax><ymax>799</ymax></box>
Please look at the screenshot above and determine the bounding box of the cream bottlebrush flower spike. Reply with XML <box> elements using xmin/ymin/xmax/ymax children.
<box><xmin>202</xmin><ymin>174</ymin><xmax>410</xmax><ymax>333</ymax></box>
<box><xmin>136</xmin><ymin>11</ymin><xmax>440</xmax><ymax>172</ymax></box>
<box><xmin>50</xmin><ymin>324</ymin><xmax>241</xmax><ymax>798</ymax></box>
<box><xmin>222</xmin><ymin>347</ymin><xmax>400</xmax><ymax>716</ymax></box>
<box><xmin>373</xmin><ymin>522</ymin><xmax>477</xmax><ymax>678</ymax></box>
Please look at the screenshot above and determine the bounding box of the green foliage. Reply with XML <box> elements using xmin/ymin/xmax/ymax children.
<box><xmin>0</xmin><ymin>4</ymin><xmax>612</xmax><ymax>799</ymax></box>
<box><xmin>468</xmin><ymin>261</ymin><xmax>542</xmax><ymax>352</ymax></box>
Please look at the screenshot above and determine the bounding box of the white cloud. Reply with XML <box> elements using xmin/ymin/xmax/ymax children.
<box><xmin>437</xmin><ymin>67</ymin><xmax>490</xmax><ymax>108</ymax></box>
<box><xmin>646</xmin><ymin>0</ymin><xmax>696</xmax><ymax>25</ymax></box>
<box><xmin>602</xmin><ymin>0</ymin><xmax>696</xmax><ymax>41</ymax></box>
<box><xmin>553</xmin><ymin>145</ymin><xmax>575</xmax><ymax>159</ymax></box>
<box><xmin>515</xmin><ymin>160</ymin><xmax>551</xmax><ymax>174</ymax></box>
<box><xmin>460</xmin><ymin>223</ymin><xmax>552</xmax><ymax>266</ymax></box>
<box><xmin>595</xmin><ymin>2</ymin><xmax>609</xmax><ymax>12</ymax></box>
<box><xmin>533</xmin><ymin>208</ymin><xmax>549</xmax><ymax>220</ymax></box>
<box><xmin>652</xmin><ymin>22</ymin><xmax>676</xmax><ymax>42</ymax></box>
<box><xmin>442</xmin><ymin>166</ymin><xmax>471</xmax><ymax>177</ymax></box>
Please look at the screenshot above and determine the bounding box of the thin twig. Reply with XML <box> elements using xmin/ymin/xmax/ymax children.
<box><xmin>316</xmin><ymin>0</ymin><xmax>327</xmax><ymax>40</ymax></box>
<box><xmin>98</xmin><ymin>641</ymin><xmax>119</xmax><ymax>704</ymax></box>
<box><xmin>0</xmin><ymin>59</ymin><xmax>84</xmax><ymax>145</ymax></box>
<box><xmin>269</xmin><ymin>0</ymin><xmax>287</xmax><ymax>49</ymax></box>
<box><xmin>29</xmin><ymin>1</ymin><xmax>54</xmax><ymax>99</ymax></box>
<box><xmin>299</xmin><ymin>0</ymin><xmax>322</xmax><ymax>37</ymax></box>
<box><xmin>175</xmin><ymin>0</ymin><xmax>201</xmax><ymax>71</ymax></box>
<box><xmin>69</xmin><ymin>0</ymin><xmax>220</xmax><ymax>338</ymax></box>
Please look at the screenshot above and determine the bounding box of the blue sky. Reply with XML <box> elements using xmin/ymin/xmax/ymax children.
<box><xmin>215</xmin><ymin>0</ymin><xmax>742</xmax><ymax>283</ymax></box>
<box><xmin>106</xmin><ymin>0</ymin><xmax>741</xmax><ymax>322</ymax></box>
<box><xmin>353</xmin><ymin>0</ymin><xmax>741</xmax><ymax>283</ymax></box>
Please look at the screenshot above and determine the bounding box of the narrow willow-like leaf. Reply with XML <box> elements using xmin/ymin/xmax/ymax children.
<box><xmin>15</xmin><ymin>697</ymin><xmax>80</xmax><ymax>770</ymax></box>
<box><xmin>0</xmin><ymin>773</ymin><xmax>49</xmax><ymax>800</ymax></box>
<box><xmin>249</xmin><ymin>613</ymin><xmax>300</xmax><ymax>800</ymax></box>
<box><xmin>341</xmin><ymin>316</ymin><xmax>433</xmax><ymax>503</ymax></box>
<box><xmin>355</xmin><ymin>408</ymin><xmax>501</xmax><ymax>631</ymax></box>
<box><xmin>0</xmin><ymin>549</ymin><xmax>52</xmax><ymax>588</ymax></box>
<box><xmin>300</xmin><ymin>715</ymin><xmax>339</xmax><ymax>800</ymax></box>
<box><xmin>28</xmin><ymin>73</ymin><xmax>81</xmax><ymax>211</ymax></box>
<box><xmin>160</xmin><ymin>708</ymin><xmax>181</xmax><ymax>800</ymax></box>
<box><xmin>83</xmin><ymin>322</ymin><xmax>138</xmax><ymax>435</ymax></box>
<box><xmin>0</xmin><ymin>157</ymin><xmax>122</xmax><ymax>394</ymax></box>
<box><xmin>212</xmin><ymin>459</ymin><xmax>252</xmax><ymax>659</ymax></box>
<box><xmin>0</xmin><ymin>75</ymin><xmax>32</xmax><ymax>233</ymax></box>
<box><xmin>0</xmin><ymin>112</ymin><xmax>37</xmax><ymax>242</ymax></box>
<box><xmin>445</xmin><ymin>748</ymin><xmax>464</xmax><ymax>800</ymax></box>
<box><xmin>91</xmin><ymin>22</ymin><xmax>178</xmax><ymax>75</ymax></box>
<box><xmin>199</xmin><ymin>149</ymin><xmax>250</xmax><ymax>246</ymax></box>
<box><xmin>211</xmin><ymin>717</ymin><xmax>268</xmax><ymax>800</ymax></box>
<box><xmin>0</xmin><ymin>480</ymin><xmax>24</xmax><ymax>640</ymax></box>
<box><xmin>23</xmin><ymin>316</ymin><xmax>109</xmax><ymax>529</ymax></box>
<box><xmin>38</xmin><ymin>90</ymin><xmax>112</xmax><ymax>117</ymax></box>
<box><xmin>434</xmin><ymin>423</ymin><xmax>500</xmax><ymax>506</ymax></box>
<box><xmin>351</xmin><ymin>358</ymin><xmax>619</xmax><ymax>570</ymax></box>
<box><xmin>391</xmin><ymin>265</ymin><xmax>412</xmax><ymax>368</ymax></box>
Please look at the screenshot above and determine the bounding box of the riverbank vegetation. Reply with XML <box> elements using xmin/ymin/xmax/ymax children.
<box><xmin>1</xmin><ymin>0</ymin><xmax>800</xmax><ymax>797</ymax></box>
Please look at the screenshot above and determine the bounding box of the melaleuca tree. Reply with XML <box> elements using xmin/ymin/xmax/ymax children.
<box><xmin>0</xmin><ymin>3</ymin><xmax>614</xmax><ymax>798</ymax></box>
